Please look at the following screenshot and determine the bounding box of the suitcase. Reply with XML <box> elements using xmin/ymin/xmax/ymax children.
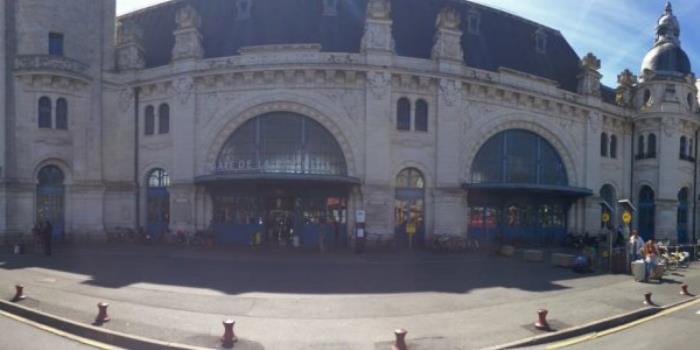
<box><xmin>631</xmin><ymin>260</ymin><xmax>646</xmax><ymax>281</ymax></box>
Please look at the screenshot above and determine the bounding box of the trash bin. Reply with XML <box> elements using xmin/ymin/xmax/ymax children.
<box><xmin>631</xmin><ymin>260</ymin><xmax>645</xmax><ymax>281</ymax></box>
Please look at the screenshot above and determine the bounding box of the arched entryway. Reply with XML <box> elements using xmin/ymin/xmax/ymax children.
<box><xmin>36</xmin><ymin>165</ymin><xmax>65</xmax><ymax>238</ymax></box>
<box><xmin>146</xmin><ymin>168</ymin><xmax>170</xmax><ymax>239</ymax></box>
<box><xmin>394</xmin><ymin>168</ymin><xmax>425</xmax><ymax>247</ymax></box>
<box><xmin>199</xmin><ymin>111</ymin><xmax>356</xmax><ymax>248</ymax></box>
<box><xmin>465</xmin><ymin>129</ymin><xmax>591</xmax><ymax>246</ymax></box>
<box><xmin>638</xmin><ymin>185</ymin><xmax>655</xmax><ymax>241</ymax></box>
<box><xmin>677</xmin><ymin>187</ymin><xmax>689</xmax><ymax>244</ymax></box>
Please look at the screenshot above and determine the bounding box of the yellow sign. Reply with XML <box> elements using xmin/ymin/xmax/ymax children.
<box><xmin>622</xmin><ymin>211</ymin><xmax>632</xmax><ymax>224</ymax></box>
<box><xmin>406</xmin><ymin>224</ymin><xmax>416</xmax><ymax>235</ymax></box>
<box><xmin>601</xmin><ymin>212</ymin><xmax>611</xmax><ymax>223</ymax></box>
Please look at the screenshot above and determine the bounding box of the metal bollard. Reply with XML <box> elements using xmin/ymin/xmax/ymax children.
<box><xmin>391</xmin><ymin>329</ymin><xmax>407</xmax><ymax>350</ymax></box>
<box><xmin>12</xmin><ymin>285</ymin><xmax>26</xmax><ymax>302</ymax></box>
<box><xmin>221</xmin><ymin>319</ymin><xmax>238</xmax><ymax>348</ymax></box>
<box><xmin>643</xmin><ymin>292</ymin><xmax>654</xmax><ymax>306</ymax></box>
<box><xmin>94</xmin><ymin>302</ymin><xmax>110</xmax><ymax>325</ymax></box>
<box><xmin>681</xmin><ymin>284</ymin><xmax>692</xmax><ymax>296</ymax></box>
<box><xmin>534</xmin><ymin>309</ymin><xmax>550</xmax><ymax>330</ymax></box>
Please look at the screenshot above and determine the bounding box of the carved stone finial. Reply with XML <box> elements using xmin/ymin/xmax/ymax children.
<box><xmin>617</xmin><ymin>69</ymin><xmax>637</xmax><ymax>87</ymax></box>
<box><xmin>581</xmin><ymin>52</ymin><xmax>601</xmax><ymax>71</ymax></box>
<box><xmin>175</xmin><ymin>5</ymin><xmax>201</xmax><ymax>30</ymax></box>
<box><xmin>116</xmin><ymin>21</ymin><xmax>145</xmax><ymax>71</ymax></box>
<box><xmin>615</xmin><ymin>69</ymin><xmax>637</xmax><ymax>108</ymax></box>
<box><xmin>436</xmin><ymin>7</ymin><xmax>461</xmax><ymax>30</ymax></box>
<box><xmin>367</xmin><ymin>0</ymin><xmax>391</xmax><ymax>20</ymax></box>
<box><xmin>117</xmin><ymin>21</ymin><xmax>143</xmax><ymax>46</ymax></box>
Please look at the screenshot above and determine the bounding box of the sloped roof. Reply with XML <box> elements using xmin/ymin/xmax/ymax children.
<box><xmin>120</xmin><ymin>0</ymin><xmax>582</xmax><ymax>92</ymax></box>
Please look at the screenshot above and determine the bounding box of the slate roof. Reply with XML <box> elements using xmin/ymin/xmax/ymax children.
<box><xmin>119</xmin><ymin>0</ymin><xmax>584</xmax><ymax>93</ymax></box>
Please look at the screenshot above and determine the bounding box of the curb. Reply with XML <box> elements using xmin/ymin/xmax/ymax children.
<box><xmin>0</xmin><ymin>299</ymin><xmax>213</xmax><ymax>350</ymax></box>
<box><xmin>483</xmin><ymin>296</ymin><xmax>698</xmax><ymax>350</ymax></box>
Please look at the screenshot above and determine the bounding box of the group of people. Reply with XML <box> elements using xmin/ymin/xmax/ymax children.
<box><xmin>32</xmin><ymin>219</ymin><xmax>53</xmax><ymax>256</ymax></box>
<box><xmin>629</xmin><ymin>229</ymin><xmax>661</xmax><ymax>282</ymax></box>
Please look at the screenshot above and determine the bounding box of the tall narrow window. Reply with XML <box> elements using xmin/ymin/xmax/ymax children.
<box><xmin>415</xmin><ymin>99</ymin><xmax>428</xmax><ymax>132</ymax></box>
<box><xmin>610</xmin><ymin>135</ymin><xmax>617</xmax><ymax>159</ymax></box>
<box><xmin>158</xmin><ymin>103</ymin><xmax>170</xmax><ymax>134</ymax></box>
<box><xmin>38</xmin><ymin>97</ymin><xmax>52</xmax><ymax>128</ymax></box>
<box><xmin>145</xmin><ymin>106</ymin><xmax>155</xmax><ymax>136</ymax></box>
<box><xmin>534</xmin><ymin>28</ymin><xmax>547</xmax><ymax>54</ymax></box>
<box><xmin>49</xmin><ymin>33</ymin><xmax>64</xmax><ymax>56</ymax></box>
<box><xmin>637</xmin><ymin>135</ymin><xmax>645</xmax><ymax>158</ymax></box>
<box><xmin>397</xmin><ymin>98</ymin><xmax>411</xmax><ymax>131</ymax></box>
<box><xmin>647</xmin><ymin>133</ymin><xmax>657</xmax><ymax>158</ymax></box>
<box><xmin>236</xmin><ymin>0</ymin><xmax>252</xmax><ymax>20</ymax></box>
<box><xmin>600</xmin><ymin>133</ymin><xmax>608</xmax><ymax>157</ymax></box>
<box><xmin>55</xmin><ymin>98</ymin><xmax>68</xmax><ymax>130</ymax></box>
<box><xmin>680</xmin><ymin>136</ymin><xmax>687</xmax><ymax>159</ymax></box>
<box><xmin>467</xmin><ymin>10</ymin><xmax>481</xmax><ymax>35</ymax></box>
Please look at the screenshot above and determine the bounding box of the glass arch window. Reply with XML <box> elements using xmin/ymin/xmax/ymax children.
<box><xmin>38</xmin><ymin>97</ymin><xmax>52</xmax><ymax>128</ymax></box>
<box><xmin>471</xmin><ymin>129</ymin><xmax>568</xmax><ymax>186</ymax></box>
<box><xmin>610</xmin><ymin>135</ymin><xmax>617</xmax><ymax>158</ymax></box>
<box><xmin>600</xmin><ymin>133</ymin><xmax>608</xmax><ymax>157</ymax></box>
<box><xmin>397</xmin><ymin>98</ymin><xmax>411</xmax><ymax>131</ymax></box>
<box><xmin>415</xmin><ymin>100</ymin><xmax>428</xmax><ymax>132</ymax></box>
<box><xmin>147</xmin><ymin>168</ymin><xmax>170</xmax><ymax>188</ymax></box>
<box><xmin>158</xmin><ymin>104</ymin><xmax>170</xmax><ymax>134</ymax></box>
<box><xmin>38</xmin><ymin>165</ymin><xmax>65</xmax><ymax>186</ymax></box>
<box><xmin>145</xmin><ymin>106</ymin><xmax>155</xmax><ymax>135</ymax></box>
<box><xmin>216</xmin><ymin>112</ymin><xmax>347</xmax><ymax>176</ymax></box>
<box><xmin>56</xmin><ymin>98</ymin><xmax>68</xmax><ymax>130</ymax></box>
<box><xmin>396</xmin><ymin>168</ymin><xmax>425</xmax><ymax>189</ymax></box>
<box><xmin>647</xmin><ymin>133</ymin><xmax>657</xmax><ymax>158</ymax></box>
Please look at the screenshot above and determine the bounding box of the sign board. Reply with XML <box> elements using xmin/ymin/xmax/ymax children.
<box><xmin>355</xmin><ymin>210</ymin><xmax>366</xmax><ymax>223</ymax></box>
<box><xmin>356</xmin><ymin>228</ymin><xmax>365</xmax><ymax>238</ymax></box>
<box><xmin>622</xmin><ymin>211</ymin><xmax>632</xmax><ymax>224</ymax></box>
<box><xmin>406</xmin><ymin>223</ymin><xmax>416</xmax><ymax>235</ymax></box>
<box><xmin>601</xmin><ymin>212</ymin><xmax>611</xmax><ymax>224</ymax></box>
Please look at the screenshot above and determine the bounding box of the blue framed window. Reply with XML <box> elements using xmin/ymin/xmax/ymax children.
<box><xmin>49</xmin><ymin>33</ymin><xmax>64</xmax><ymax>56</ymax></box>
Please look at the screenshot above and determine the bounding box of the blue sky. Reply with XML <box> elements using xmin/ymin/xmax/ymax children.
<box><xmin>116</xmin><ymin>0</ymin><xmax>700</xmax><ymax>87</ymax></box>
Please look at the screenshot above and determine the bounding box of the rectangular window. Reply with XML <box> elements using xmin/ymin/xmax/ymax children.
<box><xmin>49</xmin><ymin>33</ymin><xmax>64</xmax><ymax>56</ymax></box>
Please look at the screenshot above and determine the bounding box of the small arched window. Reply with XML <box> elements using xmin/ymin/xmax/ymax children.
<box><xmin>600</xmin><ymin>132</ymin><xmax>608</xmax><ymax>157</ymax></box>
<box><xmin>610</xmin><ymin>135</ymin><xmax>617</xmax><ymax>159</ymax></box>
<box><xmin>396</xmin><ymin>168</ymin><xmax>425</xmax><ymax>189</ymax></box>
<box><xmin>415</xmin><ymin>99</ymin><xmax>428</xmax><ymax>132</ymax></box>
<box><xmin>147</xmin><ymin>168</ymin><xmax>170</xmax><ymax>188</ymax></box>
<box><xmin>56</xmin><ymin>98</ymin><xmax>68</xmax><ymax>130</ymax></box>
<box><xmin>397</xmin><ymin>98</ymin><xmax>411</xmax><ymax>131</ymax></box>
<box><xmin>637</xmin><ymin>135</ymin><xmax>645</xmax><ymax>158</ymax></box>
<box><xmin>680</xmin><ymin>136</ymin><xmax>687</xmax><ymax>158</ymax></box>
<box><xmin>144</xmin><ymin>106</ymin><xmax>155</xmax><ymax>136</ymax></box>
<box><xmin>158</xmin><ymin>104</ymin><xmax>170</xmax><ymax>134</ymax></box>
<box><xmin>647</xmin><ymin>133</ymin><xmax>657</xmax><ymax>158</ymax></box>
<box><xmin>38</xmin><ymin>97</ymin><xmax>52</xmax><ymax>128</ymax></box>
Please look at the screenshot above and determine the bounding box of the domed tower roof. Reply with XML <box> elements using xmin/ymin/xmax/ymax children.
<box><xmin>640</xmin><ymin>2</ymin><xmax>692</xmax><ymax>78</ymax></box>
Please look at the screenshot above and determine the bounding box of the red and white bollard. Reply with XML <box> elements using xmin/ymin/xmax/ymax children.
<box><xmin>221</xmin><ymin>319</ymin><xmax>238</xmax><ymax>348</ymax></box>
<box><xmin>94</xmin><ymin>302</ymin><xmax>110</xmax><ymax>325</ymax></box>
<box><xmin>643</xmin><ymin>292</ymin><xmax>654</xmax><ymax>306</ymax></box>
<box><xmin>534</xmin><ymin>309</ymin><xmax>550</xmax><ymax>330</ymax></box>
<box><xmin>12</xmin><ymin>285</ymin><xmax>26</xmax><ymax>302</ymax></box>
<box><xmin>681</xmin><ymin>284</ymin><xmax>692</xmax><ymax>296</ymax></box>
<box><xmin>391</xmin><ymin>328</ymin><xmax>407</xmax><ymax>350</ymax></box>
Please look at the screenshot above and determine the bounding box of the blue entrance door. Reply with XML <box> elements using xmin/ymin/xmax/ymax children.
<box><xmin>146</xmin><ymin>169</ymin><xmax>170</xmax><ymax>239</ymax></box>
<box><xmin>638</xmin><ymin>186</ymin><xmax>655</xmax><ymax>241</ymax></box>
<box><xmin>36</xmin><ymin>165</ymin><xmax>65</xmax><ymax>239</ymax></box>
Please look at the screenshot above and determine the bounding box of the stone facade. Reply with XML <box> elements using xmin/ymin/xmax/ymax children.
<box><xmin>0</xmin><ymin>0</ymin><xmax>698</xmax><ymax>245</ymax></box>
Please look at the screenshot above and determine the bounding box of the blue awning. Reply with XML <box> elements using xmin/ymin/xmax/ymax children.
<box><xmin>462</xmin><ymin>182</ymin><xmax>593</xmax><ymax>198</ymax></box>
<box><xmin>195</xmin><ymin>173</ymin><xmax>361</xmax><ymax>186</ymax></box>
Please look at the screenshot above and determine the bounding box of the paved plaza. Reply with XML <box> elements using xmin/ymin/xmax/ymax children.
<box><xmin>1</xmin><ymin>245</ymin><xmax>698</xmax><ymax>349</ymax></box>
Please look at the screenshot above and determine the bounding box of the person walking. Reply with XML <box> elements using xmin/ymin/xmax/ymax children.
<box><xmin>42</xmin><ymin>219</ymin><xmax>53</xmax><ymax>256</ymax></box>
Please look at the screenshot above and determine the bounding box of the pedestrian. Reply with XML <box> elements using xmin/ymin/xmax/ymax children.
<box><xmin>642</xmin><ymin>240</ymin><xmax>659</xmax><ymax>282</ymax></box>
<box><xmin>629</xmin><ymin>230</ymin><xmax>644</xmax><ymax>263</ymax></box>
<box><xmin>42</xmin><ymin>219</ymin><xmax>53</xmax><ymax>256</ymax></box>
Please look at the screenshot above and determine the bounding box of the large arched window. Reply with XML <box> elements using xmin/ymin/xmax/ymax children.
<box><xmin>38</xmin><ymin>97</ymin><xmax>52</xmax><ymax>128</ymax></box>
<box><xmin>638</xmin><ymin>185</ymin><xmax>655</xmax><ymax>241</ymax></box>
<box><xmin>637</xmin><ymin>135</ymin><xmax>645</xmax><ymax>158</ymax></box>
<box><xmin>677</xmin><ymin>187</ymin><xmax>689</xmax><ymax>243</ymax></box>
<box><xmin>216</xmin><ymin>112</ymin><xmax>347</xmax><ymax>176</ymax></box>
<box><xmin>395</xmin><ymin>168</ymin><xmax>425</xmax><ymax>247</ymax></box>
<box><xmin>600</xmin><ymin>184</ymin><xmax>616</xmax><ymax>229</ymax></box>
<box><xmin>415</xmin><ymin>99</ymin><xmax>428</xmax><ymax>132</ymax></box>
<box><xmin>144</xmin><ymin>106</ymin><xmax>155</xmax><ymax>135</ymax></box>
<box><xmin>158</xmin><ymin>103</ymin><xmax>170</xmax><ymax>134</ymax></box>
<box><xmin>396</xmin><ymin>98</ymin><xmax>411</xmax><ymax>131</ymax></box>
<box><xmin>471</xmin><ymin>129</ymin><xmax>567</xmax><ymax>186</ymax></box>
<box><xmin>647</xmin><ymin>133</ymin><xmax>657</xmax><ymax>158</ymax></box>
<box><xmin>680</xmin><ymin>136</ymin><xmax>687</xmax><ymax>159</ymax></box>
<box><xmin>600</xmin><ymin>133</ymin><xmax>608</xmax><ymax>157</ymax></box>
<box><xmin>610</xmin><ymin>135</ymin><xmax>617</xmax><ymax>159</ymax></box>
<box><xmin>36</xmin><ymin>165</ymin><xmax>65</xmax><ymax>238</ymax></box>
<box><xmin>56</xmin><ymin>98</ymin><xmax>68</xmax><ymax>130</ymax></box>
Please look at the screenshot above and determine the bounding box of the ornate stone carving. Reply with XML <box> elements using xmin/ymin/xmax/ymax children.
<box><xmin>663</xmin><ymin>117</ymin><xmax>680</xmax><ymax>137</ymax></box>
<box><xmin>367</xmin><ymin>0</ymin><xmax>391</xmax><ymax>20</ymax></box>
<box><xmin>320</xmin><ymin>90</ymin><xmax>362</xmax><ymax>122</ymax></box>
<box><xmin>173</xmin><ymin>77</ymin><xmax>194</xmax><ymax>104</ymax></box>
<box><xmin>587</xmin><ymin>112</ymin><xmax>602</xmax><ymax>133</ymax></box>
<box><xmin>361</xmin><ymin>0</ymin><xmax>394</xmax><ymax>53</ymax></box>
<box><xmin>439</xmin><ymin>79</ymin><xmax>463</xmax><ymax>107</ymax></box>
<box><xmin>615</xmin><ymin>69</ymin><xmax>637</xmax><ymax>107</ymax></box>
<box><xmin>116</xmin><ymin>21</ymin><xmax>145</xmax><ymax>71</ymax></box>
<box><xmin>14</xmin><ymin>55</ymin><xmax>89</xmax><ymax>75</ymax></box>
<box><xmin>119</xmin><ymin>88</ymin><xmax>134</xmax><ymax>112</ymax></box>
<box><xmin>577</xmin><ymin>52</ymin><xmax>601</xmax><ymax>97</ymax></box>
<box><xmin>367</xmin><ymin>71</ymin><xmax>390</xmax><ymax>99</ymax></box>
<box><xmin>172</xmin><ymin>5</ymin><xmax>204</xmax><ymax>61</ymax></box>
<box><xmin>431</xmin><ymin>7</ymin><xmax>464</xmax><ymax>62</ymax></box>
